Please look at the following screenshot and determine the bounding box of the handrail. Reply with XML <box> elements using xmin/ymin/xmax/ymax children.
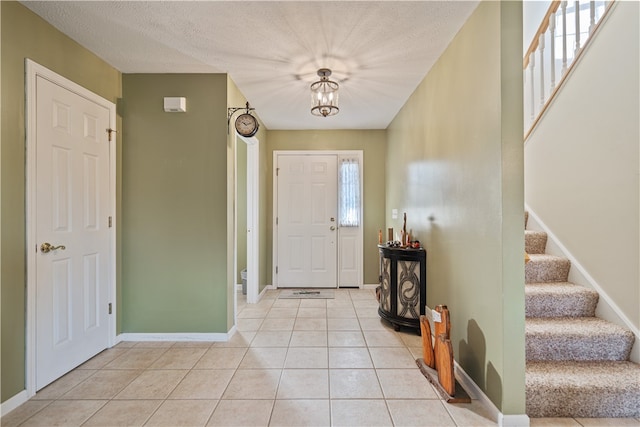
<box><xmin>523</xmin><ymin>1</ymin><xmax>616</xmax><ymax>138</ymax></box>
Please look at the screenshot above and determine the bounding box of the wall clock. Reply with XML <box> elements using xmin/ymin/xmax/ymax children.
<box><xmin>235</xmin><ymin>112</ymin><xmax>259</xmax><ymax>137</ymax></box>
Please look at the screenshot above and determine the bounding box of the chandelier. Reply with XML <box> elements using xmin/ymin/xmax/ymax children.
<box><xmin>310</xmin><ymin>68</ymin><xmax>339</xmax><ymax>117</ymax></box>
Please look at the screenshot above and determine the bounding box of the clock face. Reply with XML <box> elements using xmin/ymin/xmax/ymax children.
<box><xmin>235</xmin><ymin>113</ymin><xmax>259</xmax><ymax>137</ymax></box>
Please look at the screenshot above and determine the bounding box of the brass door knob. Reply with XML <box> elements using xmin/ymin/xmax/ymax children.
<box><xmin>41</xmin><ymin>242</ymin><xmax>66</xmax><ymax>253</ymax></box>
<box><xmin>330</xmin><ymin>226</ymin><xmax>336</xmax><ymax>231</ymax></box>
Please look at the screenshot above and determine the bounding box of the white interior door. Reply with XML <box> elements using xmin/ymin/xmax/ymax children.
<box><xmin>34</xmin><ymin>74</ymin><xmax>111</xmax><ymax>390</ymax></box>
<box><xmin>276</xmin><ymin>154</ymin><xmax>337</xmax><ymax>288</ymax></box>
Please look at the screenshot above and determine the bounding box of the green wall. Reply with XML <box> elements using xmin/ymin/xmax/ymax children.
<box><xmin>0</xmin><ymin>1</ymin><xmax>122</xmax><ymax>403</ymax></box>
<box><xmin>121</xmin><ymin>74</ymin><xmax>229</xmax><ymax>333</ymax></box>
<box><xmin>266</xmin><ymin>130</ymin><xmax>387</xmax><ymax>286</ymax></box>
<box><xmin>385</xmin><ymin>1</ymin><xmax>525</xmax><ymax>414</ymax></box>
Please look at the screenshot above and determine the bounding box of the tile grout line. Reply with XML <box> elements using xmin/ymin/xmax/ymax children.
<box><xmin>13</xmin><ymin>289</ymin><xmax>627</xmax><ymax>426</ymax></box>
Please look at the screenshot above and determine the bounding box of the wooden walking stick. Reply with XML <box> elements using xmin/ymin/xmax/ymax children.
<box><xmin>433</xmin><ymin>305</ymin><xmax>455</xmax><ymax>395</ymax></box>
<box><xmin>420</xmin><ymin>315</ymin><xmax>435</xmax><ymax>368</ymax></box>
<box><xmin>435</xmin><ymin>333</ymin><xmax>456</xmax><ymax>396</ymax></box>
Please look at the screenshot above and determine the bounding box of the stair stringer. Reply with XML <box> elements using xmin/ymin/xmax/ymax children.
<box><xmin>525</xmin><ymin>205</ymin><xmax>639</xmax><ymax>363</ymax></box>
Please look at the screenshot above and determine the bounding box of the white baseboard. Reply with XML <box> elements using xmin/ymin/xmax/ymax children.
<box><xmin>270</xmin><ymin>285</ymin><xmax>376</xmax><ymax>291</ymax></box>
<box><xmin>499</xmin><ymin>414</ymin><xmax>531</xmax><ymax>427</ymax></box>
<box><xmin>454</xmin><ymin>363</ymin><xmax>529</xmax><ymax>427</ymax></box>
<box><xmin>227</xmin><ymin>325</ymin><xmax>237</xmax><ymax>339</ymax></box>
<box><xmin>454</xmin><ymin>362</ymin><xmax>499</xmax><ymax>420</ymax></box>
<box><xmin>118</xmin><ymin>331</ymin><xmax>232</xmax><ymax>342</ymax></box>
<box><xmin>257</xmin><ymin>285</ymin><xmax>270</xmax><ymax>301</ymax></box>
<box><xmin>0</xmin><ymin>390</ymin><xmax>29</xmax><ymax>417</ymax></box>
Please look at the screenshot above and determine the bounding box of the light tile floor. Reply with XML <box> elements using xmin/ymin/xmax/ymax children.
<box><xmin>2</xmin><ymin>288</ymin><xmax>640</xmax><ymax>426</ymax></box>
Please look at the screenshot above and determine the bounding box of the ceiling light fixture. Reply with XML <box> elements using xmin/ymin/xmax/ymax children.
<box><xmin>310</xmin><ymin>68</ymin><xmax>339</xmax><ymax>117</ymax></box>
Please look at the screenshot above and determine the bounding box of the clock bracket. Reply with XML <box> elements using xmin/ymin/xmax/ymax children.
<box><xmin>227</xmin><ymin>102</ymin><xmax>257</xmax><ymax>134</ymax></box>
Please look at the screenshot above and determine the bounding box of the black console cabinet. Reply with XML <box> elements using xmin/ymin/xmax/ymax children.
<box><xmin>378</xmin><ymin>245</ymin><xmax>426</xmax><ymax>331</ymax></box>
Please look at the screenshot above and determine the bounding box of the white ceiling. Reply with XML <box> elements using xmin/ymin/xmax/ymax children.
<box><xmin>21</xmin><ymin>1</ymin><xmax>479</xmax><ymax>130</ymax></box>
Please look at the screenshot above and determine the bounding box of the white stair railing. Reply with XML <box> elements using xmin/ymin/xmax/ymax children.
<box><xmin>523</xmin><ymin>0</ymin><xmax>614</xmax><ymax>138</ymax></box>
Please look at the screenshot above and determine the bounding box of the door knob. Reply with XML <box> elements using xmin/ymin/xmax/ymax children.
<box><xmin>40</xmin><ymin>242</ymin><xmax>66</xmax><ymax>253</ymax></box>
<box><xmin>330</xmin><ymin>226</ymin><xmax>336</xmax><ymax>231</ymax></box>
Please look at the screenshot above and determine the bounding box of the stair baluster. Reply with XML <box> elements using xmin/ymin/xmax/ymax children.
<box><xmin>561</xmin><ymin>1</ymin><xmax>568</xmax><ymax>76</ymax></box>
<box><xmin>574</xmin><ymin>1</ymin><xmax>582</xmax><ymax>55</ymax></box>
<box><xmin>538</xmin><ymin>33</ymin><xmax>545</xmax><ymax>110</ymax></box>
<box><xmin>549</xmin><ymin>10</ymin><xmax>557</xmax><ymax>91</ymax></box>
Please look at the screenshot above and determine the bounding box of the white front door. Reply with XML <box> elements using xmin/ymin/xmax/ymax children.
<box><xmin>34</xmin><ymin>74</ymin><xmax>112</xmax><ymax>390</ymax></box>
<box><xmin>276</xmin><ymin>154</ymin><xmax>338</xmax><ymax>288</ymax></box>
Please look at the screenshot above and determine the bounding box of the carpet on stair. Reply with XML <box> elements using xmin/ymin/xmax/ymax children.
<box><xmin>525</xmin><ymin>282</ymin><xmax>598</xmax><ymax>318</ymax></box>
<box><xmin>525</xmin><ymin>254</ymin><xmax>571</xmax><ymax>283</ymax></box>
<box><xmin>523</xmin><ymin>212</ymin><xmax>639</xmax><ymax>419</ymax></box>
<box><xmin>526</xmin><ymin>317</ymin><xmax>635</xmax><ymax>361</ymax></box>
<box><xmin>525</xmin><ymin>230</ymin><xmax>547</xmax><ymax>254</ymax></box>
<box><xmin>526</xmin><ymin>360</ymin><xmax>640</xmax><ymax>418</ymax></box>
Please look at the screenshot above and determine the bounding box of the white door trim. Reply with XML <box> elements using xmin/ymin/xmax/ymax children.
<box><xmin>234</xmin><ymin>133</ymin><xmax>260</xmax><ymax>307</ymax></box>
<box><xmin>272</xmin><ymin>150</ymin><xmax>363</xmax><ymax>289</ymax></box>
<box><xmin>243</xmin><ymin>136</ymin><xmax>260</xmax><ymax>304</ymax></box>
<box><xmin>25</xmin><ymin>59</ymin><xmax>116</xmax><ymax>397</ymax></box>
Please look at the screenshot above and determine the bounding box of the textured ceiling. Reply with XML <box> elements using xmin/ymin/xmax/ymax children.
<box><xmin>21</xmin><ymin>1</ymin><xmax>479</xmax><ymax>130</ymax></box>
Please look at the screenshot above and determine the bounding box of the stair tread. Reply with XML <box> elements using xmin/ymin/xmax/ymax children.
<box><xmin>525</xmin><ymin>230</ymin><xmax>546</xmax><ymax>235</ymax></box>
<box><xmin>526</xmin><ymin>361</ymin><xmax>640</xmax><ymax>417</ymax></box>
<box><xmin>525</xmin><ymin>254</ymin><xmax>571</xmax><ymax>283</ymax></box>
<box><xmin>525</xmin><ymin>230</ymin><xmax>548</xmax><ymax>254</ymax></box>
<box><xmin>526</xmin><ymin>317</ymin><xmax>634</xmax><ymax>337</ymax></box>
<box><xmin>526</xmin><ymin>317</ymin><xmax>634</xmax><ymax>361</ymax></box>
<box><xmin>527</xmin><ymin>360</ymin><xmax>640</xmax><ymax>387</ymax></box>
<box><xmin>526</xmin><ymin>253</ymin><xmax>568</xmax><ymax>262</ymax></box>
<box><xmin>525</xmin><ymin>283</ymin><xmax>598</xmax><ymax>318</ymax></box>
<box><xmin>525</xmin><ymin>282</ymin><xmax>598</xmax><ymax>295</ymax></box>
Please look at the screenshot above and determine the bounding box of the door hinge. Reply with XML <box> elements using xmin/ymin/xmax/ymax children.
<box><xmin>108</xmin><ymin>216</ymin><xmax>112</xmax><ymax>228</ymax></box>
<box><xmin>276</xmin><ymin>217</ymin><xmax>278</xmax><ymax>225</ymax></box>
<box><xmin>108</xmin><ymin>303</ymin><xmax>112</xmax><ymax>314</ymax></box>
<box><xmin>276</xmin><ymin>266</ymin><xmax>278</xmax><ymax>274</ymax></box>
<box><xmin>276</xmin><ymin>168</ymin><xmax>279</xmax><ymax>176</ymax></box>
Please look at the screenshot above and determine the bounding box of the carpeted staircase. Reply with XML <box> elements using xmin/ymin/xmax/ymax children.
<box><xmin>524</xmin><ymin>212</ymin><xmax>640</xmax><ymax>418</ymax></box>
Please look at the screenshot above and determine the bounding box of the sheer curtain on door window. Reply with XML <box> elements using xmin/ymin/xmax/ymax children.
<box><xmin>338</xmin><ymin>158</ymin><xmax>360</xmax><ymax>227</ymax></box>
